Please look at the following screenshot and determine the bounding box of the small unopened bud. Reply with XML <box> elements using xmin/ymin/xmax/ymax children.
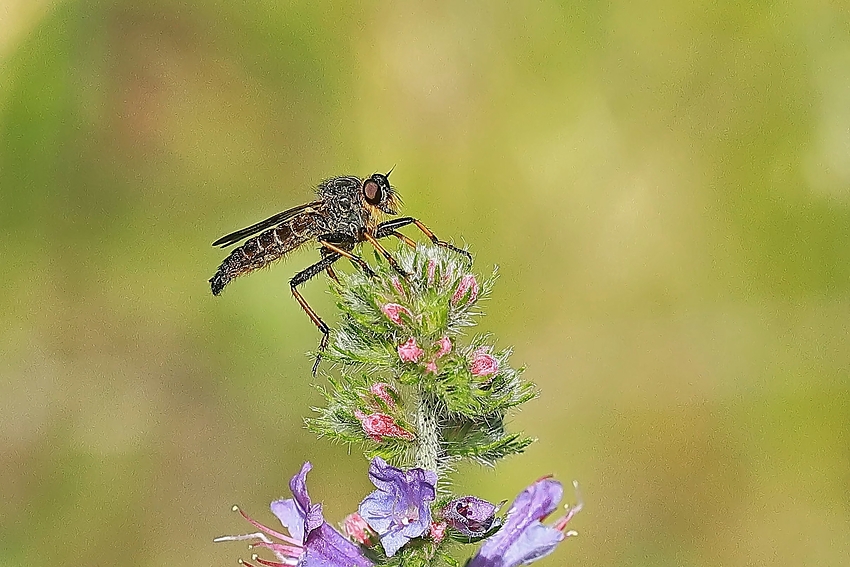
<box><xmin>470</xmin><ymin>347</ymin><xmax>499</xmax><ymax>377</ymax></box>
<box><xmin>391</xmin><ymin>277</ymin><xmax>405</xmax><ymax>296</ymax></box>
<box><xmin>381</xmin><ymin>303</ymin><xmax>412</xmax><ymax>326</ymax></box>
<box><xmin>343</xmin><ymin>512</ymin><xmax>378</xmax><ymax>546</ymax></box>
<box><xmin>435</xmin><ymin>337</ymin><xmax>453</xmax><ymax>358</ymax></box>
<box><xmin>398</xmin><ymin>337</ymin><xmax>425</xmax><ymax>363</ymax></box>
<box><xmin>369</xmin><ymin>382</ymin><xmax>397</xmax><ymax>408</ymax></box>
<box><xmin>452</xmin><ymin>274</ymin><xmax>479</xmax><ymax>305</ymax></box>
<box><xmin>429</xmin><ymin>521</ymin><xmax>447</xmax><ymax>544</ymax></box>
<box><xmin>354</xmin><ymin>410</ymin><xmax>415</xmax><ymax>442</ymax></box>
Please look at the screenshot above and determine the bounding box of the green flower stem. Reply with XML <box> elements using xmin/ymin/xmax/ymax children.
<box><xmin>414</xmin><ymin>389</ymin><xmax>442</xmax><ymax>472</ymax></box>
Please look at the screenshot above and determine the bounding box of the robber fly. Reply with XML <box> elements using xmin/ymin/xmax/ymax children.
<box><xmin>210</xmin><ymin>170</ymin><xmax>469</xmax><ymax>373</ymax></box>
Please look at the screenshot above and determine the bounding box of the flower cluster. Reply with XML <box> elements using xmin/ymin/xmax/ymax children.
<box><xmin>216</xmin><ymin>459</ymin><xmax>581</xmax><ymax>567</ymax></box>
<box><xmin>217</xmin><ymin>245</ymin><xmax>582</xmax><ymax>567</ymax></box>
<box><xmin>213</xmin><ymin>462</ymin><xmax>372</xmax><ymax>567</ymax></box>
<box><xmin>310</xmin><ymin>245</ymin><xmax>536</xmax><ymax>471</ymax></box>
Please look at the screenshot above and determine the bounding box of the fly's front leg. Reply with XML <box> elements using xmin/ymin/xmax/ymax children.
<box><xmin>376</xmin><ymin>217</ymin><xmax>471</xmax><ymax>263</ymax></box>
<box><xmin>319</xmin><ymin>238</ymin><xmax>376</xmax><ymax>278</ymax></box>
<box><xmin>362</xmin><ymin>231</ymin><xmax>411</xmax><ymax>279</ymax></box>
<box><xmin>390</xmin><ymin>230</ymin><xmax>417</xmax><ymax>248</ymax></box>
<box><xmin>290</xmin><ymin>252</ymin><xmax>341</xmax><ymax>375</ymax></box>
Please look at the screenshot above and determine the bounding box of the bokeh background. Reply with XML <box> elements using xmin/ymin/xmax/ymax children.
<box><xmin>2</xmin><ymin>1</ymin><xmax>849</xmax><ymax>566</ymax></box>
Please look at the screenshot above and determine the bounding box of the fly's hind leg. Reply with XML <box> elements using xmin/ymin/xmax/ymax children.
<box><xmin>290</xmin><ymin>252</ymin><xmax>341</xmax><ymax>375</ymax></box>
<box><xmin>325</xmin><ymin>265</ymin><xmax>340</xmax><ymax>284</ymax></box>
<box><xmin>376</xmin><ymin>217</ymin><xmax>472</xmax><ymax>263</ymax></box>
<box><xmin>320</xmin><ymin>246</ymin><xmax>341</xmax><ymax>284</ymax></box>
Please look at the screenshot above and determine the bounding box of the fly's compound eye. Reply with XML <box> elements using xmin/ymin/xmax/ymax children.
<box><xmin>364</xmin><ymin>179</ymin><xmax>382</xmax><ymax>205</ymax></box>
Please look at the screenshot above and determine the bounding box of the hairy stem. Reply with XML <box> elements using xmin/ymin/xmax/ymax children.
<box><xmin>414</xmin><ymin>389</ymin><xmax>442</xmax><ymax>472</ymax></box>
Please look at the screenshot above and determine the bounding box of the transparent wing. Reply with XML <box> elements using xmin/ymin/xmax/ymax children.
<box><xmin>212</xmin><ymin>201</ymin><xmax>323</xmax><ymax>247</ymax></box>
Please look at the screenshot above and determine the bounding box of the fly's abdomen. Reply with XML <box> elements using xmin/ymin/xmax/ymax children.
<box><xmin>210</xmin><ymin>224</ymin><xmax>309</xmax><ymax>295</ymax></box>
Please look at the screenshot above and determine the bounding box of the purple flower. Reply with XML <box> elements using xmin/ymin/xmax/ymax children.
<box><xmin>443</xmin><ymin>496</ymin><xmax>500</xmax><ymax>537</ymax></box>
<box><xmin>358</xmin><ymin>457</ymin><xmax>437</xmax><ymax>557</ymax></box>
<box><xmin>214</xmin><ymin>462</ymin><xmax>373</xmax><ymax>567</ymax></box>
<box><xmin>468</xmin><ymin>478</ymin><xmax>582</xmax><ymax>567</ymax></box>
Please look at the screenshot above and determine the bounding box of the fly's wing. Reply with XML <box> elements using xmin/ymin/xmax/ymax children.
<box><xmin>212</xmin><ymin>201</ymin><xmax>324</xmax><ymax>247</ymax></box>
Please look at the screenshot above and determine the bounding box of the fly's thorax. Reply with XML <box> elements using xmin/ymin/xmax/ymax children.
<box><xmin>318</xmin><ymin>175</ymin><xmax>372</xmax><ymax>237</ymax></box>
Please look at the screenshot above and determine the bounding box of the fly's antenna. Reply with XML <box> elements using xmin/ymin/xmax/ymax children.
<box><xmin>386</xmin><ymin>164</ymin><xmax>396</xmax><ymax>178</ymax></box>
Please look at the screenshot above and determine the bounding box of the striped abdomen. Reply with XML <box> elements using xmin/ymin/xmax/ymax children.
<box><xmin>210</xmin><ymin>219</ymin><xmax>313</xmax><ymax>295</ymax></box>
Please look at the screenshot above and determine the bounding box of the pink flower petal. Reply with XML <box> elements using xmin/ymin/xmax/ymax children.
<box><xmin>452</xmin><ymin>274</ymin><xmax>479</xmax><ymax>305</ymax></box>
<box><xmin>369</xmin><ymin>382</ymin><xmax>397</xmax><ymax>408</ymax></box>
<box><xmin>398</xmin><ymin>337</ymin><xmax>425</xmax><ymax>363</ymax></box>
<box><xmin>470</xmin><ymin>347</ymin><xmax>499</xmax><ymax>377</ymax></box>
<box><xmin>381</xmin><ymin>303</ymin><xmax>412</xmax><ymax>325</ymax></box>
<box><xmin>354</xmin><ymin>410</ymin><xmax>415</xmax><ymax>441</ymax></box>
<box><xmin>343</xmin><ymin>513</ymin><xmax>375</xmax><ymax>546</ymax></box>
<box><xmin>435</xmin><ymin>337</ymin><xmax>453</xmax><ymax>358</ymax></box>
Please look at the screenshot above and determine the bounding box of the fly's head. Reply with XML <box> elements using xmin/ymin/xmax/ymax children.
<box><xmin>362</xmin><ymin>170</ymin><xmax>401</xmax><ymax>217</ymax></box>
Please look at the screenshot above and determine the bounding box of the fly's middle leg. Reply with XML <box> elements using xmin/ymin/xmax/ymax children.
<box><xmin>319</xmin><ymin>239</ymin><xmax>376</xmax><ymax>278</ymax></box>
<box><xmin>290</xmin><ymin>252</ymin><xmax>341</xmax><ymax>375</ymax></box>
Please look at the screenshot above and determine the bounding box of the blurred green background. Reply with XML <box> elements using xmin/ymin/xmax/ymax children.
<box><xmin>2</xmin><ymin>1</ymin><xmax>849</xmax><ymax>566</ymax></box>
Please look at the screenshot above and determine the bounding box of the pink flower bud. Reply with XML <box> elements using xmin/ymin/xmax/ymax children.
<box><xmin>398</xmin><ymin>337</ymin><xmax>425</xmax><ymax>363</ymax></box>
<box><xmin>354</xmin><ymin>410</ymin><xmax>415</xmax><ymax>442</ymax></box>
<box><xmin>424</xmin><ymin>361</ymin><xmax>438</xmax><ymax>374</ymax></box>
<box><xmin>429</xmin><ymin>521</ymin><xmax>447</xmax><ymax>544</ymax></box>
<box><xmin>470</xmin><ymin>347</ymin><xmax>499</xmax><ymax>377</ymax></box>
<box><xmin>381</xmin><ymin>303</ymin><xmax>412</xmax><ymax>325</ymax></box>
<box><xmin>451</xmin><ymin>274</ymin><xmax>479</xmax><ymax>305</ymax></box>
<box><xmin>435</xmin><ymin>336</ymin><xmax>453</xmax><ymax>358</ymax></box>
<box><xmin>369</xmin><ymin>382</ymin><xmax>397</xmax><ymax>408</ymax></box>
<box><xmin>391</xmin><ymin>277</ymin><xmax>405</xmax><ymax>296</ymax></box>
<box><xmin>427</xmin><ymin>260</ymin><xmax>437</xmax><ymax>286</ymax></box>
<box><xmin>343</xmin><ymin>512</ymin><xmax>375</xmax><ymax>546</ymax></box>
<box><xmin>442</xmin><ymin>264</ymin><xmax>454</xmax><ymax>284</ymax></box>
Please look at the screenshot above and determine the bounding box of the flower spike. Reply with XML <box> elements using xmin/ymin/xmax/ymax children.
<box><xmin>219</xmin><ymin>245</ymin><xmax>580</xmax><ymax>567</ymax></box>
